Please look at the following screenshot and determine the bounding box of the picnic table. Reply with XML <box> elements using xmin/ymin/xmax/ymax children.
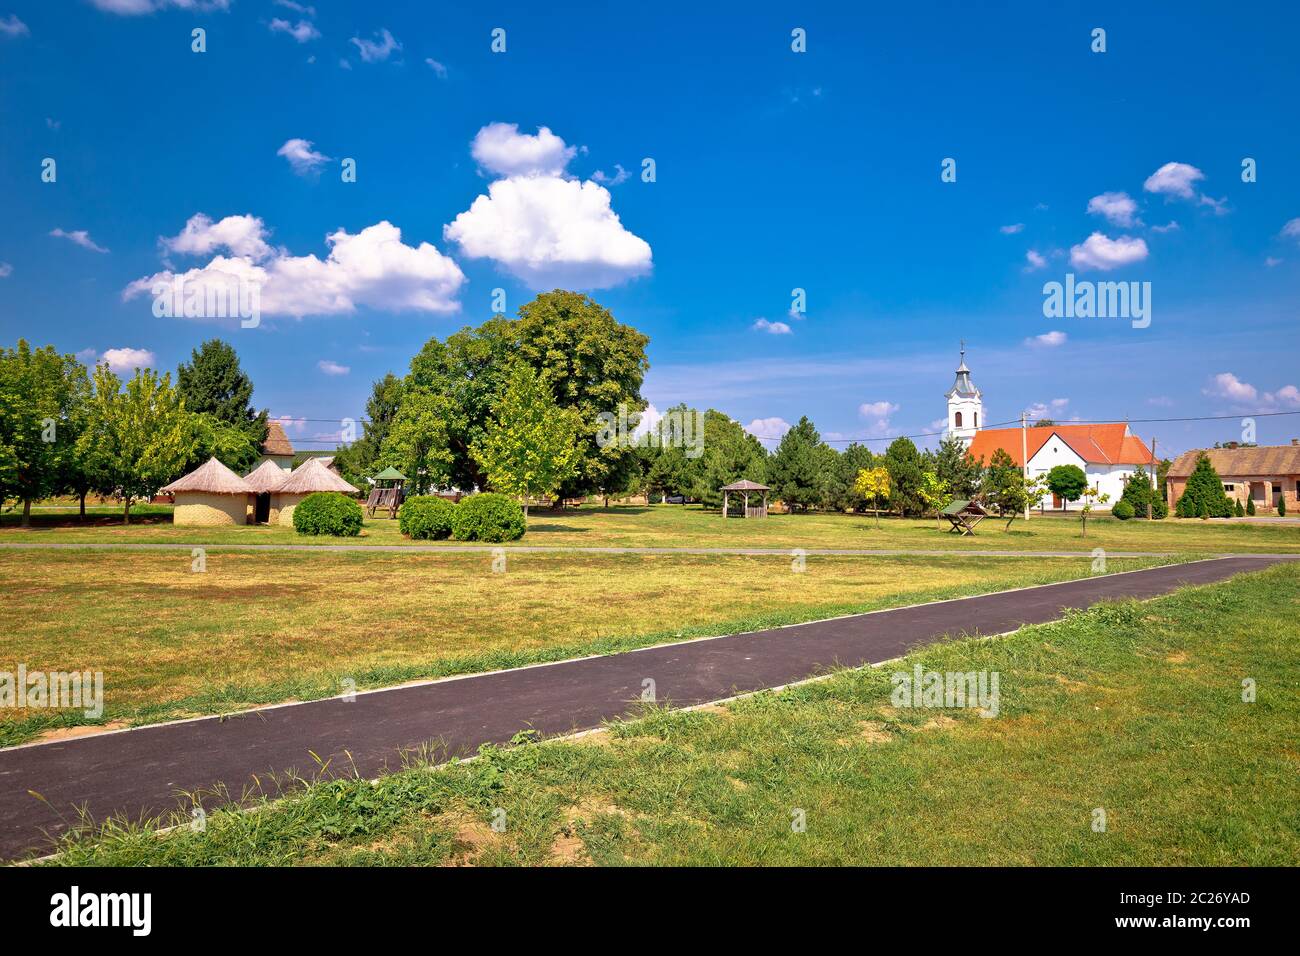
<box><xmin>941</xmin><ymin>499</ymin><xmax>989</xmax><ymax>536</ymax></box>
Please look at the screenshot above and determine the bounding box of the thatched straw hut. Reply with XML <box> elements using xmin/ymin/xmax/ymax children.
<box><xmin>271</xmin><ymin>457</ymin><xmax>359</xmax><ymax>526</ymax></box>
<box><xmin>261</xmin><ymin>420</ymin><xmax>296</xmax><ymax>470</ymax></box>
<box><xmin>160</xmin><ymin>457</ymin><xmax>255</xmax><ymax>526</ymax></box>
<box><xmin>244</xmin><ymin>459</ymin><xmax>291</xmax><ymax>524</ymax></box>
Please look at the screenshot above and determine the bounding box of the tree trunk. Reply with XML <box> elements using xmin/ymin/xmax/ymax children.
<box><xmin>603</xmin><ymin>495</ymin><xmax>610</xmax><ymax>508</ymax></box>
<box><xmin>21</xmin><ymin>498</ymin><xmax>31</xmax><ymax>528</ymax></box>
<box><xmin>123</xmin><ymin>498</ymin><xmax>131</xmax><ymax>525</ymax></box>
<box><xmin>79</xmin><ymin>490</ymin><xmax>87</xmax><ymax>519</ymax></box>
<box><xmin>523</xmin><ymin>501</ymin><xmax>530</xmax><ymax>518</ymax></box>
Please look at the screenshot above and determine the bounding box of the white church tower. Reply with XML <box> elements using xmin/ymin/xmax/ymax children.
<box><xmin>945</xmin><ymin>341</ymin><xmax>983</xmax><ymax>447</ymax></box>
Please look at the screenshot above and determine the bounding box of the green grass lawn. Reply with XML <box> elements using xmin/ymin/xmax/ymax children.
<box><xmin>0</xmin><ymin>548</ymin><xmax>1178</xmax><ymax>745</ymax></box>
<box><xmin>3</xmin><ymin>502</ymin><xmax>1297</xmax><ymax>552</ymax></box>
<box><xmin>42</xmin><ymin>562</ymin><xmax>1300</xmax><ymax>866</ymax></box>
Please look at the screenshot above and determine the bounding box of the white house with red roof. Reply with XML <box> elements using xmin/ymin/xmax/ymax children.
<box><xmin>946</xmin><ymin>349</ymin><xmax>1154</xmax><ymax>510</ymax></box>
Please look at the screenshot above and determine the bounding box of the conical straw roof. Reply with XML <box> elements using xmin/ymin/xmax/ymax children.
<box><xmin>244</xmin><ymin>458</ymin><xmax>291</xmax><ymax>493</ymax></box>
<box><xmin>160</xmin><ymin>457</ymin><xmax>254</xmax><ymax>495</ymax></box>
<box><xmin>275</xmin><ymin>457</ymin><xmax>359</xmax><ymax>495</ymax></box>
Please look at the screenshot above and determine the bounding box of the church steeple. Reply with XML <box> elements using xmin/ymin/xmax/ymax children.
<box><xmin>945</xmin><ymin>341</ymin><xmax>983</xmax><ymax>446</ymax></box>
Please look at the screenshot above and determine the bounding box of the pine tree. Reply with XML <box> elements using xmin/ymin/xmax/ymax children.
<box><xmin>769</xmin><ymin>416</ymin><xmax>828</xmax><ymax>512</ymax></box>
<box><xmin>176</xmin><ymin>339</ymin><xmax>267</xmax><ymax>472</ymax></box>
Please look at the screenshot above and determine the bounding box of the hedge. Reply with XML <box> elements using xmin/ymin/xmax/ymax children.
<box><xmin>293</xmin><ymin>492</ymin><xmax>363</xmax><ymax>537</ymax></box>
<box><xmin>399</xmin><ymin>495</ymin><xmax>457</xmax><ymax>540</ymax></box>
<box><xmin>1111</xmin><ymin>499</ymin><xmax>1135</xmax><ymax>521</ymax></box>
<box><xmin>450</xmin><ymin>493</ymin><xmax>526</xmax><ymax>542</ymax></box>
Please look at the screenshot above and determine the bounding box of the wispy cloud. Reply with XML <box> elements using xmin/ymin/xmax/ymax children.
<box><xmin>269</xmin><ymin>18</ymin><xmax>319</xmax><ymax>43</ymax></box>
<box><xmin>1025</xmin><ymin>330</ymin><xmax>1066</xmax><ymax>348</ymax></box>
<box><xmin>50</xmin><ymin>228</ymin><xmax>109</xmax><ymax>253</ymax></box>
<box><xmin>350</xmin><ymin>28</ymin><xmax>400</xmax><ymax>63</ymax></box>
<box><xmin>752</xmin><ymin>318</ymin><xmax>792</xmax><ymax>335</ymax></box>
<box><xmin>277</xmin><ymin>138</ymin><xmax>330</xmax><ymax>175</ymax></box>
<box><xmin>318</xmin><ymin>359</ymin><xmax>350</xmax><ymax>376</ymax></box>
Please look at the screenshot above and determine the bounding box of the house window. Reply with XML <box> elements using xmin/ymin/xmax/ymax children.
<box><xmin>1223</xmin><ymin>484</ymin><xmax>1234</xmax><ymax>492</ymax></box>
<box><xmin>973</xmin><ymin>412</ymin><xmax>978</xmax><ymax>427</ymax></box>
<box><xmin>954</xmin><ymin>411</ymin><xmax>962</xmax><ymax>428</ymax></box>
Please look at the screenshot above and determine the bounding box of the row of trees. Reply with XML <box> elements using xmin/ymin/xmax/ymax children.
<box><xmin>0</xmin><ymin>339</ymin><xmax>267</xmax><ymax>524</ymax></box>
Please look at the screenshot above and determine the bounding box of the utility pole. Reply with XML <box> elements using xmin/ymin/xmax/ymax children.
<box><xmin>1021</xmin><ymin>411</ymin><xmax>1030</xmax><ymax>520</ymax></box>
<box><xmin>1148</xmin><ymin>436</ymin><xmax>1157</xmax><ymax>519</ymax></box>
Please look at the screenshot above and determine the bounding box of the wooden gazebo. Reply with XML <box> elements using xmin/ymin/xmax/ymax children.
<box><xmin>366</xmin><ymin>466</ymin><xmax>407</xmax><ymax>518</ymax></box>
<box><xmin>721</xmin><ymin>479</ymin><xmax>770</xmax><ymax>518</ymax></box>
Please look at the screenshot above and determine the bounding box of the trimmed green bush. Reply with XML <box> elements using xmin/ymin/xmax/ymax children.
<box><xmin>398</xmin><ymin>495</ymin><xmax>457</xmax><ymax>540</ymax></box>
<box><xmin>1279</xmin><ymin>495</ymin><xmax>1287</xmax><ymax>517</ymax></box>
<box><xmin>1119</xmin><ymin>468</ymin><xmax>1167</xmax><ymax>519</ymax></box>
<box><xmin>1111</xmin><ymin>499</ymin><xmax>1135</xmax><ymax>521</ymax></box>
<box><xmin>1235</xmin><ymin>499</ymin><xmax>1245</xmax><ymax>517</ymax></box>
<box><xmin>450</xmin><ymin>493</ymin><xmax>526</xmax><ymax>542</ymax></box>
<box><xmin>293</xmin><ymin>492</ymin><xmax>363</xmax><ymax>537</ymax></box>
<box><xmin>1247</xmin><ymin>497</ymin><xmax>1256</xmax><ymax>516</ymax></box>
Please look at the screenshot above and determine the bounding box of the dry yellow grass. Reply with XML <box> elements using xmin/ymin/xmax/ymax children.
<box><xmin>0</xmin><ymin>548</ymin><xmax>1167</xmax><ymax>743</ymax></box>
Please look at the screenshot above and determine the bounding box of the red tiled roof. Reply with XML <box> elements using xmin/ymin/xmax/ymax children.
<box><xmin>966</xmin><ymin>423</ymin><xmax>1153</xmax><ymax>467</ymax></box>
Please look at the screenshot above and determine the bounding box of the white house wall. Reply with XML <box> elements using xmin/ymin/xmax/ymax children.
<box><xmin>1026</xmin><ymin>434</ymin><xmax>1134</xmax><ymax>511</ymax></box>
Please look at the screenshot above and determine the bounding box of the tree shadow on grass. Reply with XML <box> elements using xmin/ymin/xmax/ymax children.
<box><xmin>0</xmin><ymin>512</ymin><xmax>173</xmax><ymax>530</ymax></box>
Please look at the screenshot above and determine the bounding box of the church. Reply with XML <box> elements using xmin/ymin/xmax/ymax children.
<box><xmin>945</xmin><ymin>346</ymin><xmax>1154</xmax><ymax>511</ymax></box>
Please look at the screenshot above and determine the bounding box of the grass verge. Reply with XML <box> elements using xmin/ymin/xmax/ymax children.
<box><xmin>37</xmin><ymin>562</ymin><xmax>1298</xmax><ymax>866</ymax></box>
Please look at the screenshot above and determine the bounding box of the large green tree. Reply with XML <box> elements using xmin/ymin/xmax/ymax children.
<box><xmin>883</xmin><ymin>436</ymin><xmax>927</xmax><ymax>516</ymax></box>
<box><xmin>175</xmin><ymin>339</ymin><xmax>267</xmax><ymax>472</ymax></box>
<box><xmin>470</xmin><ymin>363</ymin><xmax>582</xmax><ymax>516</ymax></box>
<box><xmin>77</xmin><ymin>366</ymin><xmax>243</xmax><ymax>522</ymax></box>
<box><xmin>333</xmin><ymin>372</ymin><xmax>405</xmax><ymax>487</ymax></box>
<box><xmin>513</xmin><ymin>291</ymin><xmax>649</xmax><ymax>500</ymax></box>
<box><xmin>933</xmin><ymin>434</ymin><xmax>982</xmax><ymax>498</ymax></box>
<box><xmin>825</xmin><ymin>442</ymin><xmax>875</xmax><ymax>512</ymax></box>
<box><xmin>0</xmin><ymin>341</ymin><xmax>87</xmax><ymax>525</ymax></box>
<box><xmin>689</xmin><ymin>411</ymin><xmax>768</xmax><ymax>509</ymax></box>
<box><xmin>768</xmin><ymin>417</ymin><xmax>829</xmax><ymax>512</ymax></box>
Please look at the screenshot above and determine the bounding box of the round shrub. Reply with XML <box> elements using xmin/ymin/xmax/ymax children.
<box><xmin>450</xmin><ymin>492</ymin><xmax>526</xmax><ymax>542</ymax></box>
<box><xmin>399</xmin><ymin>495</ymin><xmax>456</xmax><ymax>540</ymax></box>
<box><xmin>1111</xmin><ymin>499</ymin><xmax>1135</xmax><ymax>521</ymax></box>
<box><xmin>293</xmin><ymin>492</ymin><xmax>363</xmax><ymax>537</ymax></box>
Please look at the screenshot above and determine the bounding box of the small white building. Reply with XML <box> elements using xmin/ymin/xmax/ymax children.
<box><xmin>949</xmin><ymin>347</ymin><xmax>1154</xmax><ymax>510</ymax></box>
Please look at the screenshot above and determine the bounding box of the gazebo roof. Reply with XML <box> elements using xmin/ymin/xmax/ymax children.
<box><xmin>720</xmin><ymin>479</ymin><xmax>770</xmax><ymax>491</ymax></box>
<box><xmin>373</xmin><ymin>466</ymin><xmax>407</xmax><ymax>481</ymax></box>
<box><xmin>244</xmin><ymin>459</ymin><xmax>290</xmax><ymax>493</ymax></box>
<box><xmin>160</xmin><ymin>457</ymin><xmax>254</xmax><ymax>496</ymax></box>
<box><xmin>276</xmin><ymin>457</ymin><xmax>359</xmax><ymax>495</ymax></box>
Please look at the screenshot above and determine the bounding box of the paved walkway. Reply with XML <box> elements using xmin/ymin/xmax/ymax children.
<box><xmin>0</xmin><ymin>555</ymin><xmax>1292</xmax><ymax>861</ymax></box>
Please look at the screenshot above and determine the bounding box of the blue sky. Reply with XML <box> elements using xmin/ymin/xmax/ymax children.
<box><xmin>2</xmin><ymin>0</ymin><xmax>1298</xmax><ymax>457</ymax></box>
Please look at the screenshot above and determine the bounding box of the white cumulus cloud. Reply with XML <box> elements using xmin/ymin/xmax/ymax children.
<box><xmin>1203</xmin><ymin>372</ymin><xmax>1257</xmax><ymax>403</ymax></box>
<box><xmin>1023</xmin><ymin>250</ymin><xmax>1047</xmax><ymax>272</ymax></box>
<box><xmin>1069</xmin><ymin>232</ymin><xmax>1148</xmax><ymax>271</ymax></box>
<box><xmin>745</xmin><ymin>417</ymin><xmax>791</xmax><ymax>440</ymax></box>
<box><xmin>277</xmin><ymin>138</ymin><xmax>330</xmax><ymax>175</ymax></box>
<box><xmin>317</xmin><ymin>359</ymin><xmax>350</xmax><ymax>376</ymax></box>
<box><xmin>1025</xmin><ymin>330</ymin><xmax>1067</xmax><ymax>348</ymax></box>
<box><xmin>445</xmin><ymin>175</ymin><xmax>651</xmax><ymax>289</ymax></box>
<box><xmin>101</xmin><ymin>347</ymin><xmax>157</xmax><ymax>373</ymax></box>
<box><xmin>470</xmin><ymin>123</ymin><xmax>576</xmax><ymax>178</ymax></box>
<box><xmin>1087</xmin><ymin>191</ymin><xmax>1139</xmax><ymax>227</ymax></box>
<box><xmin>126</xmin><ymin>216</ymin><xmax>465</xmax><ymax>320</ymax></box>
<box><xmin>751</xmin><ymin>318</ymin><xmax>792</xmax><ymax>335</ymax></box>
<box><xmin>1143</xmin><ymin>162</ymin><xmax>1205</xmax><ymax>200</ymax></box>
